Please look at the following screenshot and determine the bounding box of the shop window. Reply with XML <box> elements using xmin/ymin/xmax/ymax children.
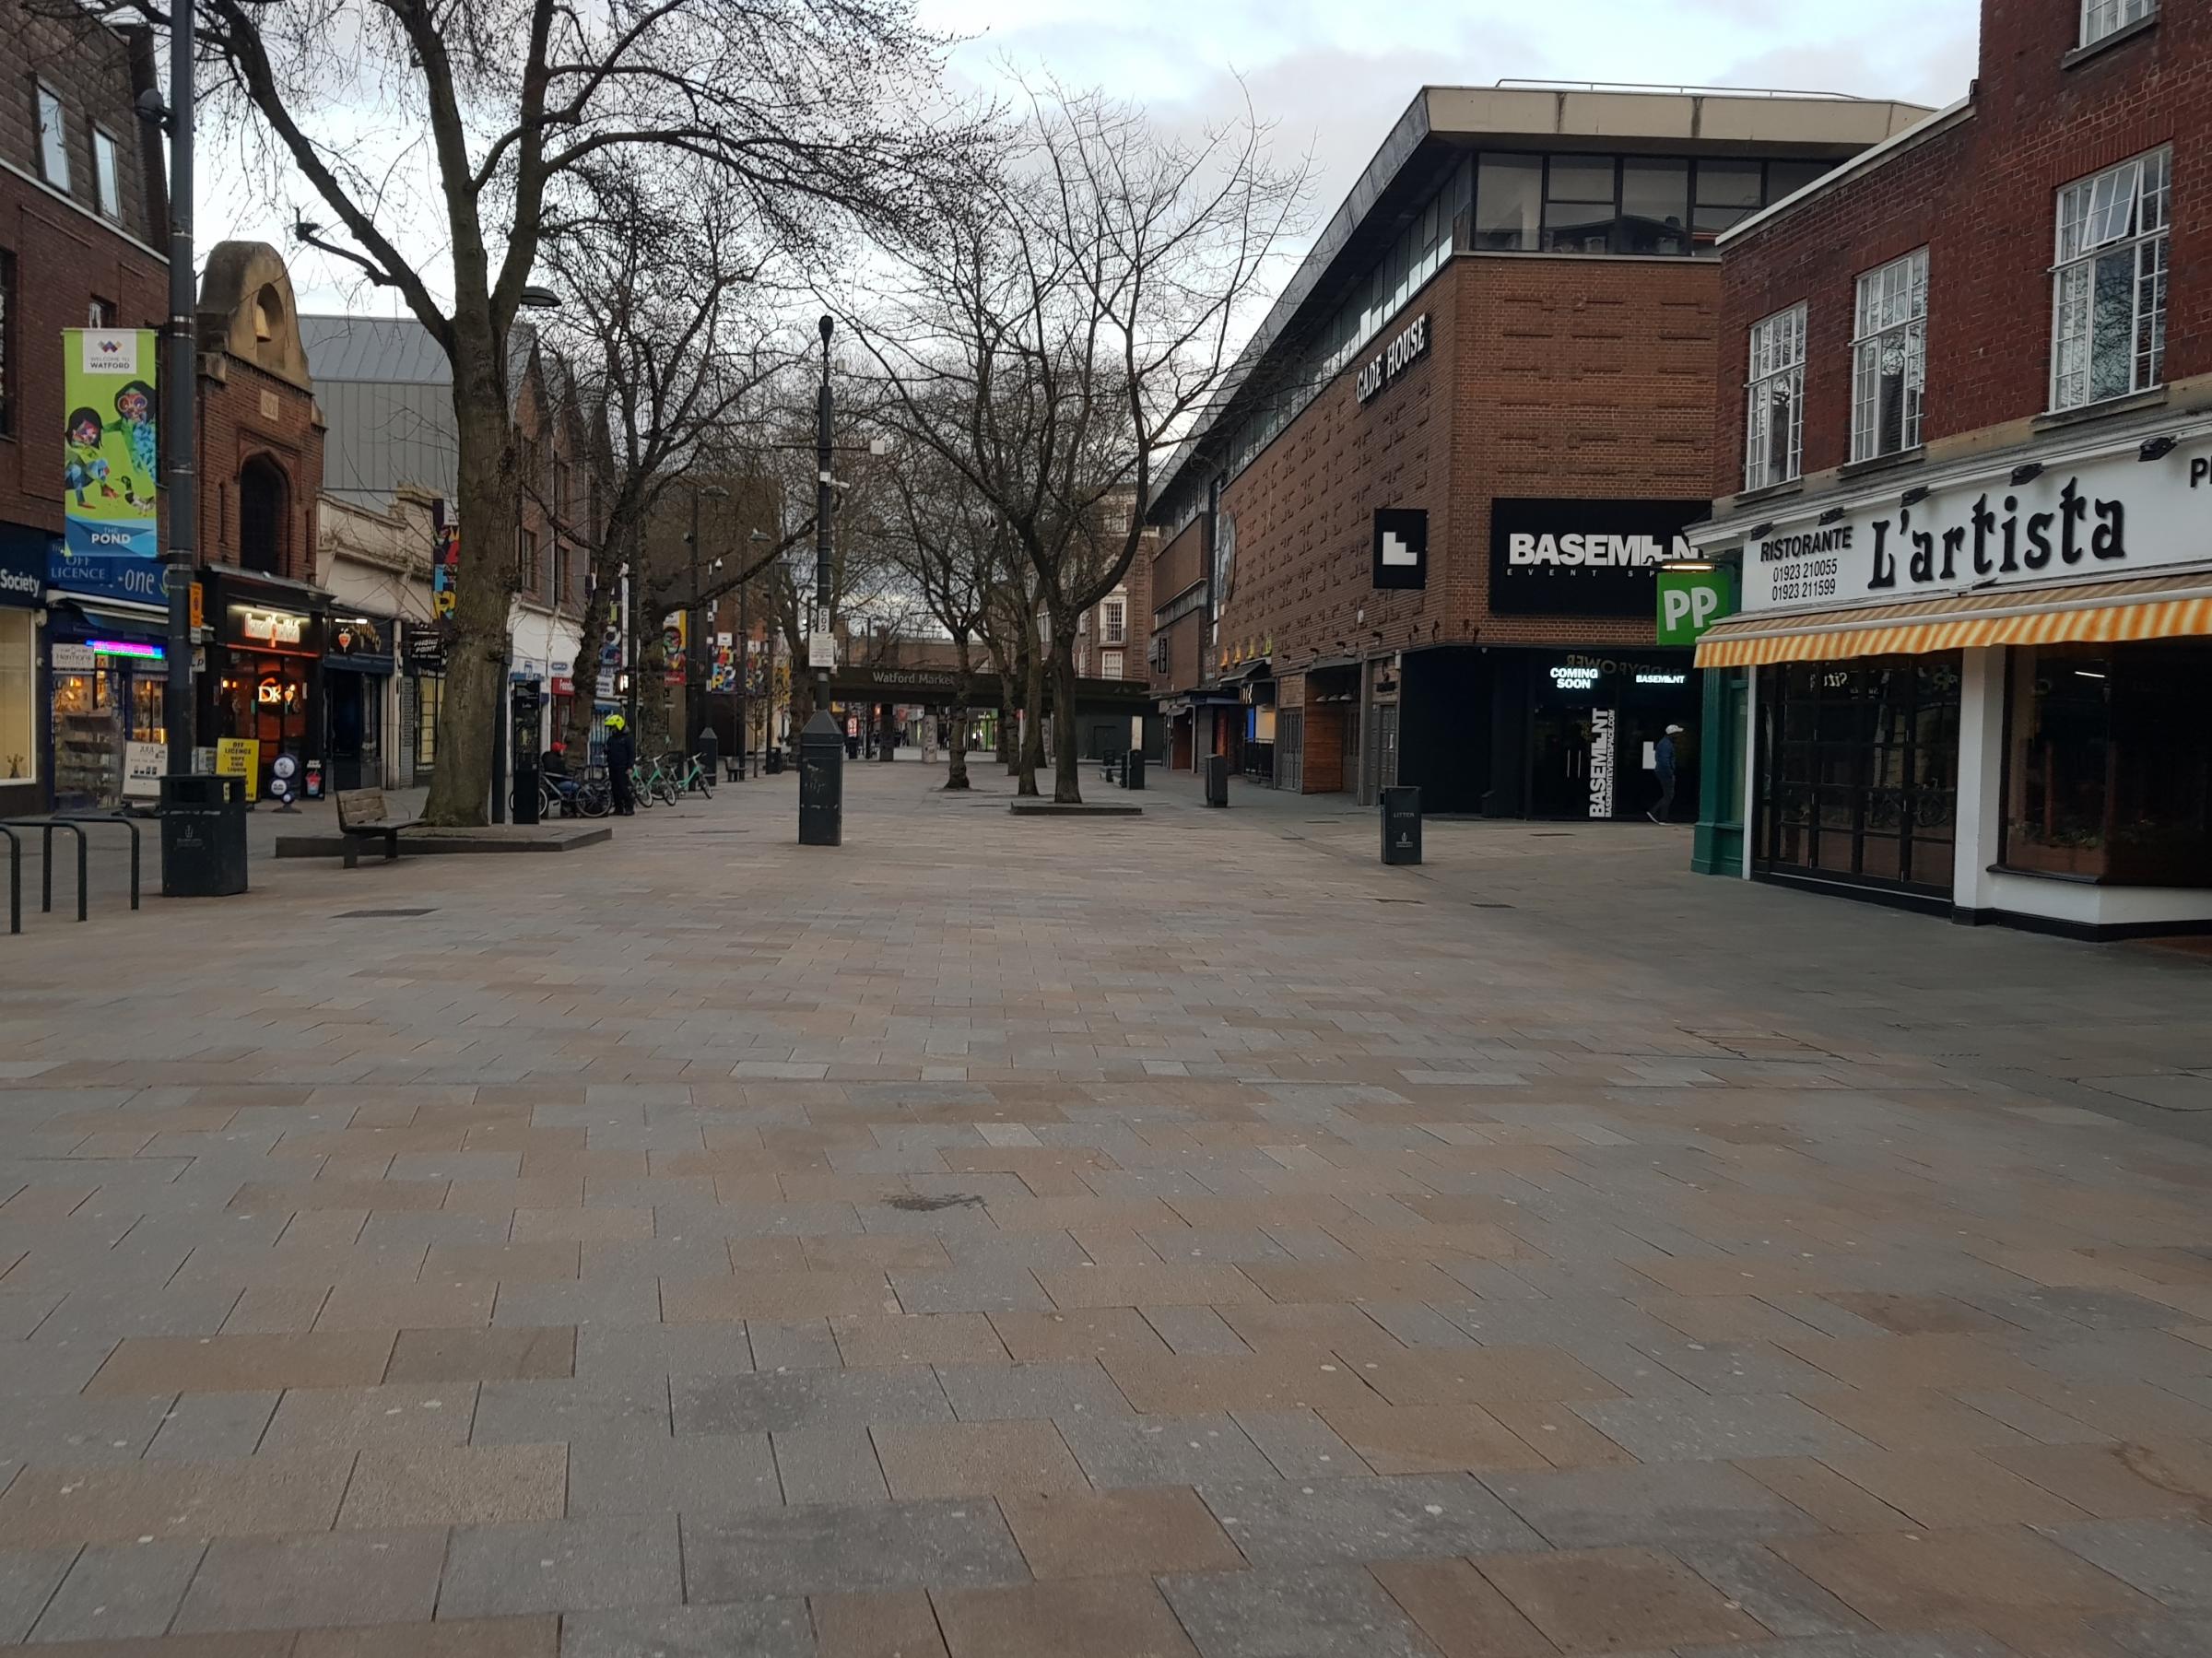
<box><xmin>1745</xmin><ymin>303</ymin><xmax>1807</xmax><ymax>491</ymax></box>
<box><xmin>2004</xmin><ymin>641</ymin><xmax>2212</xmax><ymax>886</ymax></box>
<box><xmin>2081</xmin><ymin>0</ymin><xmax>2156</xmax><ymax>46</ymax></box>
<box><xmin>33</xmin><ymin>82</ymin><xmax>68</xmax><ymax>191</ymax></box>
<box><xmin>0</xmin><ymin>610</ymin><xmax>34</xmax><ymax>785</ymax></box>
<box><xmin>91</xmin><ymin>127</ymin><xmax>121</xmax><ymax>220</ymax></box>
<box><xmin>1851</xmin><ymin>249</ymin><xmax>1928</xmax><ymax>461</ymax></box>
<box><xmin>1758</xmin><ymin>655</ymin><xmax>1960</xmax><ymax>896</ymax></box>
<box><xmin>2052</xmin><ymin>147</ymin><xmax>2169</xmax><ymax>411</ymax></box>
<box><xmin>238</xmin><ymin>458</ymin><xmax>287</xmax><ymax>573</ymax></box>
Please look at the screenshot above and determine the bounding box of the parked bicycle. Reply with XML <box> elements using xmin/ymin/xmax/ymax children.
<box><xmin>665</xmin><ymin>751</ymin><xmax>715</xmax><ymax>799</ymax></box>
<box><xmin>631</xmin><ymin>755</ymin><xmax>681</xmax><ymax>807</ymax></box>
<box><xmin>540</xmin><ymin>768</ymin><xmax>612</xmax><ymax>818</ymax></box>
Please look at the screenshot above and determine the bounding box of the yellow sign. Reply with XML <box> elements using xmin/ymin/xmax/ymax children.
<box><xmin>215</xmin><ymin>736</ymin><xmax>259</xmax><ymax>802</ymax></box>
<box><xmin>189</xmin><ymin>582</ymin><xmax>204</xmax><ymax>630</ymax></box>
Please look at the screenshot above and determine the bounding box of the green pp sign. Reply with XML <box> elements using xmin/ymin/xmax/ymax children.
<box><xmin>1656</xmin><ymin>567</ymin><xmax>1735</xmax><ymax>647</ymax></box>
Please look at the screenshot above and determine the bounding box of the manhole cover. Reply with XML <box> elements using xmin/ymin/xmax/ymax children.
<box><xmin>334</xmin><ymin>907</ymin><xmax>437</xmax><ymax>918</ymax></box>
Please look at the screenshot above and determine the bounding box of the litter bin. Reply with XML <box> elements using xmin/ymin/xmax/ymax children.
<box><xmin>1204</xmin><ymin>754</ymin><xmax>1229</xmax><ymax>807</ymax></box>
<box><xmin>1381</xmin><ymin>785</ymin><xmax>1422</xmax><ymax>865</ymax></box>
<box><xmin>798</xmin><ymin>711</ymin><xmax>845</xmax><ymax>846</ymax></box>
<box><xmin>159</xmin><ymin>774</ymin><xmax>250</xmax><ymax>897</ymax></box>
<box><xmin>1125</xmin><ymin>747</ymin><xmax>1147</xmax><ymax>791</ymax></box>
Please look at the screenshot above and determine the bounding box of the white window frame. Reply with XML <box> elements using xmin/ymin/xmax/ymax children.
<box><xmin>1851</xmin><ymin>249</ymin><xmax>1928</xmax><ymax>463</ymax></box>
<box><xmin>1744</xmin><ymin>303</ymin><xmax>1807</xmax><ymax>491</ymax></box>
<box><xmin>1102</xmin><ymin>597</ymin><xmax>1125</xmax><ymax>645</ymax></box>
<box><xmin>90</xmin><ymin>126</ymin><xmax>121</xmax><ymax>219</ymax></box>
<box><xmin>2050</xmin><ymin>147</ymin><xmax>2170</xmax><ymax>413</ymax></box>
<box><xmin>34</xmin><ymin>83</ymin><xmax>68</xmax><ymax>191</ymax></box>
<box><xmin>1100</xmin><ymin>649</ymin><xmax>1124</xmax><ymax>680</ymax></box>
<box><xmin>2080</xmin><ymin>0</ymin><xmax>2156</xmax><ymax>47</ymax></box>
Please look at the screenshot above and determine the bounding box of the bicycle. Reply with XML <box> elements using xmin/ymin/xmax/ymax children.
<box><xmin>666</xmin><ymin>751</ymin><xmax>715</xmax><ymax>799</ymax></box>
<box><xmin>632</xmin><ymin>756</ymin><xmax>679</xmax><ymax>807</ymax></box>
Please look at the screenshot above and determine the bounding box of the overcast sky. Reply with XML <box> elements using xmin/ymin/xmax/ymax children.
<box><xmin>238</xmin><ymin>0</ymin><xmax>1980</xmax><ymax>315</ymax></box>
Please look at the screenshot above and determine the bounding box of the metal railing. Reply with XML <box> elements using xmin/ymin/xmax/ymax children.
<box><xmin>1493</xmin><ymin>78</ymin><xmax>1873</xmax><ymax>100</ymax></box>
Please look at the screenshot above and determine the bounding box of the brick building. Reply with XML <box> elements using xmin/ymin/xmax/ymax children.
<box><xmin>1689</xmin><ymin>0</ymin><xmax>2212</xmax><ymax>935</ymax></box>
<box><xmin>1146</xmin><ymin>85</ymin><xmax>1927</xmax><ymax>813</ymax></box>
<box><xmin>0</xmin><ymin>0</ymin><xmax>335</xmax><ymax>810</ymax></box>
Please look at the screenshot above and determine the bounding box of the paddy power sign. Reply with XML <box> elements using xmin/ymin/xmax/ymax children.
<box><xmin>57</xmin><ymin>329</ymin><xmax>161</xmax><ymax>596</ymax></box>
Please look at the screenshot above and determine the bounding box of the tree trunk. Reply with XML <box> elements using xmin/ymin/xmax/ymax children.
<box><xmin>994</xmin><ymin>685</ymin><xmax>1015</xmax><ymax>768</ymax></box>
<box><xmin>1018</xmin><ymin>650</ymin><xmax>1046</xmax><ymax>796</ymax></box>
<box><xmin>420</xmin><ymin>359</ymin><xmax>518</xmax><ymax>827</ymax></box>
<box><xmin>945</xmin><ymin>632</ymin><xmax>971</xmax><ymax>791</ymax></box>
<box><xmin>1050</xmin><ymin>627</ymin><xmax>1082</xmax><ymax>805</ymax></box>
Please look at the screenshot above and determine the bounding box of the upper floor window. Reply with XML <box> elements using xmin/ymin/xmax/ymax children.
<box><xmin>87</xmin><ymin>298</ymin><xmax>115</xmax><ymax>327</ymax></box>
<box><xmin>90</xmin><ymin>128</ymin><xmax>121</xmax><ymax>219</ymax></box>
<box><xmin>518</xmin><ymin>527</ymin><xmax>538</xmax><ymax>590</ymax></box>
<box><xmin>1100</xmin><ymin>650</ymin><xmax>1124</xmax><ymax>679</ymax></box>
<box><xmin>1102</xmin><ymin>598</ymin><xmax>1125</xmax><ymax>645</ymax></box>
<box><xmin>1745</xmin><ymin>303</ymin><xmax>1807</xmax><ymax>492</ymax></box>
<box><xmin>1851</xmin><ymin>249</ymin><xmax>1928</xmax><ymax>462</ymax></box>
<box><xmin>2082</xmin><ymin>0</ymin><xmax>2156</xmax><ymax>46</ymax></box>
<box><xmin>34</xmin><ymin>83</ymin><xmax>69</xmax><ymax>191</ymax></box>
<box><xmin>2051</xmin><ymin>147</ymin><xmax>2169</xmax><ymax>411</ymax></box>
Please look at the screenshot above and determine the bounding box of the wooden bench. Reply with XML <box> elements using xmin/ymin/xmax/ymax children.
<box><xmin>335</xmin><ymin>788</ymin><xmax>418</xmax><ymax>868</ymax></box>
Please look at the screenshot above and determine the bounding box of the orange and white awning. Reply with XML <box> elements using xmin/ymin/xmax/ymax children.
<box><xmin>1695</xmin><ymin>571</ymin><xmax>2212</xmax><ymax>668</ymax></box>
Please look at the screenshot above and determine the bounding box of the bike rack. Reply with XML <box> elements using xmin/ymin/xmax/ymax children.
<box><xmin>1</xmin><ymin>819</ymin><xmax>87</xmax><ymax>921</ymax></box>
<box><xmin>53</xmin><ymin>815</ymin><xmax>140</xmax><ymax>911</ymax></box>
<box><xmin>0</xmin><ymin>826</ymin><xmax>18</xmax><ymax>935</ymax></box>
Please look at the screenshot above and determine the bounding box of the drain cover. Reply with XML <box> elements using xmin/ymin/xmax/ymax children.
<box><xmin>334</xmin><ymin>907</ymin><xmax>438</xmax><ymax>918</ymax></box>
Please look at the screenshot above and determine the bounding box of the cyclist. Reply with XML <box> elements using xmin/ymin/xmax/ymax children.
<box><xmin>603</xmin><ymin>715</ymin><xmax>636</xmax><ymax>816</ymax></box>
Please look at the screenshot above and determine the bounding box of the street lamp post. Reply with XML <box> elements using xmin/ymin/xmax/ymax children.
<box><xmin>796</xmin><ymin>316</ymin><xmax>843</xmax><ymax>845</ymax></box>
<box><xmin>160</xmin><ymin>0</ymin><xmax>197</xmax><ymax>781</ymax></box>
<box><xmin>687</xmin><ymin>481</ymin><xmax>729</xmax><ymax>762</ymax></box>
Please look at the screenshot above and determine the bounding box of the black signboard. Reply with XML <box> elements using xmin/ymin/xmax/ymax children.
<box><xmin>0</xmin><ymin>524</ymin><xmax>47</xmax><ymax>608</ymax></box>
<box><xmin>1488</xmin><ymin>498</ymin><xmax>1709</xmax><ymax>617</ymax></box>
<box><xmin>1372</xmin><ymin>508</ymin><xmax>1429</xmax><ymax>591</ymax></box>
<box><xmin>403</xmin><ymin>628</ymin><xmax>447</xmax><ymax>671</ymax></box>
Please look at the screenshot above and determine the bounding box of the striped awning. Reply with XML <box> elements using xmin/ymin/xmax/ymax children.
<box><xmin>1695</xmin><ymin>570</ymin><xmax>2212</xmax><ymax>667</ymax></box>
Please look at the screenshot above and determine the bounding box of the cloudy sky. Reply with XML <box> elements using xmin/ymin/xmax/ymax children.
<box><xmin>239</xmin><ymin>0</ymin><xmax>1981</xmax><ymax>314</ymax></box>
<box><xmin>923</xmin><ymin>0</ymin><xmax>1981</xmax><ymax>214</ymax></box>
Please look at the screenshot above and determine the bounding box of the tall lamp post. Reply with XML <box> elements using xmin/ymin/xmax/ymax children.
<box><xmin>158</xmin><ymin>6</ymin><xmax>196</xmax><ymax>784</ymax></box>
<box><xmin>736</xmin><ymin>527</ymin><xmax>767</xmax><ymax>778</ymax></box>
<box><xmin>687</xmin><ymin>481</ymin><xmax>729</xmax><ymax>760</ymax></box>
<box><xmin>796</xmin><ymin>316</ymin><xmax>843</xmax><ymax>845</ymax></box>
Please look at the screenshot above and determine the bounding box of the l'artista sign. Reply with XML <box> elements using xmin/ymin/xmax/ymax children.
<box><xmin>1743</xmin><ymin>437</ymin><xmax>2212</xmax><ymax>613</ymax></box>
<box><xmin>1356</xmin><ymin>314</ymin><xmax>1430</xmax><ymax>405</ymax></box>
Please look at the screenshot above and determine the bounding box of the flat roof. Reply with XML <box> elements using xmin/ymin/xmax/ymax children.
<box><xmin>1149</xmin><ymin>84</ymin><xmax>1936</xmax><ymax>516</ymax></box>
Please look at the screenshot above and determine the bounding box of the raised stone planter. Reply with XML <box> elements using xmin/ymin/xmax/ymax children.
<box><xmin>275</xmin><ymin>823</ymin><xmax>613</xmax><ymax>859</ymax></box>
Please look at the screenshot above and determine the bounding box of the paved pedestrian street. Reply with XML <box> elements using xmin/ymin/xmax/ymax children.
<box><xmin>6</xmin><ymin>762</ymin><xmax>2212</xmax><ymax>1657</ymax></box>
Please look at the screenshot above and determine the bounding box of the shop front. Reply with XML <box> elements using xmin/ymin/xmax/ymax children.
<box><xmin>324</xmin><ymin>614</ymin><xmax>396</xmax><ymax>791</ymax></box>
<box><xmin>401</xmin><ymin>625</ymin><xmax>445</xmax><ymax>787</ymax></box>
<box><xmin>1695</xmin><ymin>422</ymin><xmax>2212</xmax><ymax>936</ymax></box>
<box><xmin>205</xmin><ymin>574</ymin><xmax>327</xmax><ymax>798</ymax></box>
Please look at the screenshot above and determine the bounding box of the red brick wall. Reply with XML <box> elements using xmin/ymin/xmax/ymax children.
<box><xmin>196</xmin><ymin>357</ymin><xmax>323</xmax><ymax>584</ymax></box>
<box><xmin>1715</xmin><ymin>1</ymin><xmax>2206</xmax><ymax>494</ymax></box>
<box><xmin>0</xmin><ymin>4</ymin><xmax>159</xmax><ymax>244</ymax></box>
<box><xmin>1210</xmin><ymin>253</ymin><xmax>1721</xmax><ymax>673</ymax></box>
<box><xmin>1148</xmin><ymin>515</ymin><xmax>1206</xmax><ymax>694</ymax></box>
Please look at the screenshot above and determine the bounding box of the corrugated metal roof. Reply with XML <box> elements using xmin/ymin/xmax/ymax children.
<box><xmin>300</xmin><ymin>315</ymin><xmax>453</xmax><ymax>385</ymax></box>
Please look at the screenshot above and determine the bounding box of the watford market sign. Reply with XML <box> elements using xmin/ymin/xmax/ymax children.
<box><xmin>1742</xmin><ymin>434</ymin><xmax>2212</xmax><ymax>613</ymax></box>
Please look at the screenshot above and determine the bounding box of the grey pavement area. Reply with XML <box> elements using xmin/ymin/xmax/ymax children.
<box><xmin>1</xmin><ymin>753</ymin><xmax>2211</xmax><ymax>1654</ymax></box>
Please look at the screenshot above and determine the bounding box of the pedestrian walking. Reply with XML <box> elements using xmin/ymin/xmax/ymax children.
<box><xmin>1650</xmin><ymin>723</ymin><xmax>1682</xmax><ymax>822</ymax></box>
<box><xmin>604</xmin><ymin>714</ymin><xmax>636</xmax><ymax>816</ymax></box>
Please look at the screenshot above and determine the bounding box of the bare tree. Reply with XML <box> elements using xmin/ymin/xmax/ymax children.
<box><xmin>881</xmin><ymin>439</ymin><xmax>1007</xmax><ymax>791</ymax></box>
<box><xmin>117</xmin><ymin>0</ymin><xmax>980</xmax><ymax>823</ymax></box>
<box><xmin>538</xmin><ymin>160</ymin><xmax>811</xmax><ymax>753</ymax></box>
<box><xmin>849</xmin><ymin>84</ymin><xmax>1305</xmax><ymax>803</ymax></box>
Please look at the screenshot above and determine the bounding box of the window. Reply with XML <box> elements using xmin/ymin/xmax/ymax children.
<box><xmin>1851</xmin><ymin>250</ymin><xmax>1928</xmax><ymax>461</ymax></box>
<box><xmin>1758</xmin><ymin>655</ymin><xmax>1960</xmax><ymax>895</ymax></box>
<box><xmin>1475</xmin><ymin>154</ymin><xmax>1541</xmax><ymax>251</ymax></box>
<box><xmin>91</xmin><ymin>127</ymin><xmax>121</xmax><ymax>219</ymax></box>
<box><xmin>1619</xmin><ymin>160</ymin><xmax>1689</xmax><ymax>256</ymax></box>
<box><xmin>1543</xmin><ymin>155</ymin><xmax>1618</xmax><ymax>254</ymax></box>
<box><xmin>87</xmin><ymin>298</ymin><xmax>115</xmax><ymax>327</ymax></box>
<box><xmin>518</xmin><ymin>527</ymin><xmax>539</xmax><ymax>591</ymax></box>
<box><xmin>2052</xmin><ymin>148</ymin><xmax>2169</xmax><ymax>410</ymax></box>
<box><xmin>0</xmin><ymin>610</ymin><xmax>34</xmax><ymax>786</ymax></box>
<box><xmin>2004</xmin><ymin>641</ymin><xmax>2212</xmax><ymax>886</ymax></box>
<box><xmin>0</xmin><ymin>251</ymin><xmax>14</xmax><ymax>439</ymax></box>
<box><xmin>34</xmin><ymin>83</ymin><xmax>68</xmax><ymax>190</ymax></box>
<box><xmin>1102</xmin><ymin>598</ymin><xmax>1125</xmax><ymax>645</ymax></box>
<box><xmin>1744</xmin><ymin>304</ymin><xmax>1807</xmax><ymax>491</ymax></box>
<box><xmin>1100</xmin><ymin>650</ymin><xmax>1124</xmax><ymax>679</ymax></box>
<box><xmin>2081</xmin><ymin>0</ymin><xmax>2156</xmax><ymax>46</ymax></box>
<box><xmin>1694</xmin><ymin>159</ymin><xmax>1765</xmax><ymax>246</ymax></box>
